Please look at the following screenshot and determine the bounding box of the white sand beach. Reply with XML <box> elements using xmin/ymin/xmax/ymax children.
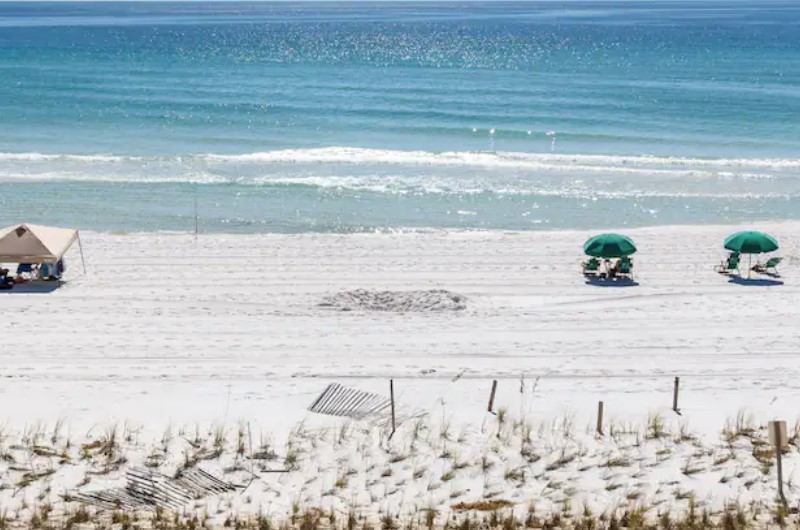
<box><xmin>1</xmin><ymin>222</ymin><xmax>799</xmax><ymax>524</ymax></box>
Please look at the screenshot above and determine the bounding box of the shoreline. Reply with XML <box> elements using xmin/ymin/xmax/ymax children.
<box><xmin>65</xmin><ymin>218</ymin><xmax>800</xmax><ymax>237</ymax></box>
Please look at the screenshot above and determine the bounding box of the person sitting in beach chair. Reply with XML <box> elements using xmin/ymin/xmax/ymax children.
<box><xmin>0</xmin><ymin>268</ymin><xmax>14</xmax><ymax>290</ymax></box>
<box><xmin>714</xmin><ymin>252</ymin><xmax>740</xmax><ymax>275</ymax></box>
<box><xmin>35</xmin><ymin>260</ymin><xmax>65</xmax><ymax>281</ymax></box>
<box><xmin>616</xmin><ymin>257</ymin><xmax>633</xmax><ymax>279</ymax></box>
<box><xmin>39</xmin><ymin>263</ymin><xmax>58</xmax><ymax>281</ymax></box>
<box><xmin>581</xmin><ymin>257</ymin><xmax>601</xmax><ymax>277</ymax></box>
<box><xmin>752</xmin><ymin>257</ymin><xmax>782</xmax><ymax>275</ymax></box>
<box><xmin>604</xmin><ymin>259</ymin><xmax>615</xmax><ymax>279</ymax></box>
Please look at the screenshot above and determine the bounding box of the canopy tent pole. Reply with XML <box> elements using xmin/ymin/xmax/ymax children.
<box><xmin>77</xmin><ymin>233</ymin><xmax>87</xmax><ymax>275</ymax></box>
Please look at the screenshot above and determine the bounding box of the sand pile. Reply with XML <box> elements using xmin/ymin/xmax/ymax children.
<box><xmin>319</xmin><ymin>289</ymin><xmax>466</xmax><ymax>312</ymax></box>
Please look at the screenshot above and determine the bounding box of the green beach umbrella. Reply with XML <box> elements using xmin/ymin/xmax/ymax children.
<box><xmin>583</xmin><ymin>233</ymin><xmax>637</xmax><ymax>258</ymax></box>
<box><xmin>724</xmin><ymin>231</ymin><xmax>778</xmax><ymax>279</ymax></box>
<box><xmin>723</xmin><ymin>231</ymin><xmax>779</xmax><ymax>254</ymax></box>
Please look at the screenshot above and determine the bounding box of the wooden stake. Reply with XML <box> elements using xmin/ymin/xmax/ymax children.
<box><xmin>673</xmin><ymin>376</ymin><xmax>681</xmax><ymax>414</ymax></box>
<box><xmin>596</xmin><ymin>401</ymin><xmax>604</xmax><ymax>435</ymax></box>
<box><xmin>487</xmin><ymin>380</ymin><xmax>498</xmax><ymax>414</ymax></box>
<box><xmin>773</xmin><ymin>421</ymin><xmax>787</xmax><ymax>507</ymax></box>
<box><xmin>389</xmin><ymin>379</ymin><xmax>396</xmax><ymax>439</ymax></box>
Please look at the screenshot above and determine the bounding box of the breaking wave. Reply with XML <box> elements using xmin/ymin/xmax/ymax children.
<box><xmin>0</xmin><ymin>147</ymin><xmax>798</xmax><ymax>199</ymax></box>
<box><xmin>202</xmin><ymin>148</ymin><xmax>800</xmax><ymax>171</ymax></box>
<box><xmin>2</xmin><ymin>147</ymin><xmax>800</xmax><ymax>170</ymax></box>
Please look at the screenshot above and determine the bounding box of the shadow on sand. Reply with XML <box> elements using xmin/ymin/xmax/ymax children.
<box><xmin>0</xmin><ymin>281</ymin><xmax>62</xmax><ymax>294</ymax></box>
<box><xmin>585</xmin><ymin>277</ymin><xmax>640</xmax><ymax>288</ymax></box>
<box><xmin>728</xmin><ymin>276</ymin><xmax>784</xmax><ymax>287</ymax></box>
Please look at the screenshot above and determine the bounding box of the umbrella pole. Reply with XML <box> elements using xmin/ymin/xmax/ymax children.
<box><xmin>748</xmin><ymin>254</ymin><xmax>751</xmax><ymax>279</ymax></box>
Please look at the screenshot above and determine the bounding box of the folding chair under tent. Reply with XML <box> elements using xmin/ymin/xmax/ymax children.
<box><xmin>0</xmin><ymin>223</ymin><xmax>86</xmax><ymax>274</ymax></box>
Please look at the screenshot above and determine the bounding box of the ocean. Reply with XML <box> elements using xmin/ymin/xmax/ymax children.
<box><xmin>1</xmin><ymin>1</ymin><xmax>799</xmax><ymax>233</ymax></box>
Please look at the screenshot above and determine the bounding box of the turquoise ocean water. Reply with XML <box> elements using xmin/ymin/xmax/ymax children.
<box><xmin>1</xmin><ymin>1</ymin><xmax>799</xmax><ymax>233</ymax></box>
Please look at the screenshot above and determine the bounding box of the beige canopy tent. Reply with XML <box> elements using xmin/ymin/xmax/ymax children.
<box><xmin>0</xmin><ymin>223</ymin><xmax>85</xmax><ymax>273</ymax></box>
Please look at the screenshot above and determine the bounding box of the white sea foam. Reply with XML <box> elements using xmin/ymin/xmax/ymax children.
<box><xmin>250</xmin><ymin>175</ymin><xmax>791</xmax><ymax>199</ymax></box>
<box><xmin>0</xmin><ymin>148</ymin><xmax>797</xmax><ymax>200</ymax></box>
<box><xmin>1</xmin><ymin>147</ymin><xmax>798</xmax><ymax>170</ymax></box>
<box><xmin>203</xmin><ymin>147</ymin><xmax>800</xmax><ymax>171</ymax></box>
<box><xmin>0</xmin><ymin>152</ymin><xmax>144</xmax><ymax>163</ymax></box>
<box><xmin>0</xmin><ymin>171</ymin><xmax>229</xmax><ymax>185</ymax></box>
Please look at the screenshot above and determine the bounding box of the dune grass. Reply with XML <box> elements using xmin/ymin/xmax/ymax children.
<box><xmin>0</xmin><ymin>409</ymin><xmax>795</xmax><ymax>529</ymax></box>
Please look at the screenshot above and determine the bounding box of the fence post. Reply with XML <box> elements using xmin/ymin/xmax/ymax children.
<box><xmin>672</xmin><ymin>377</ymin><xmax>681</xmax><ymax>415</ymax></box>
<box><xmin>771</xmin><ymin>420</ymin><xmax>787</xmax><ymax>507</ymax></box>
<box><xmin>488</xmin><ymin>380</ymin><xmax>498</xmax><ymax>414</ymax></box>
<box><xmin>596</xmin><ymin>401</ymin><xmax>604</xmax><ymax>435</ymax></box>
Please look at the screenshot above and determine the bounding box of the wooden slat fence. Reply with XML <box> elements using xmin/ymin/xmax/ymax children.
<box><xmin>71</xmin><ymin>467</ymin><xmax>236</xmax><ymax>510</ymax></box>
<box><xmin>308</xmin><ymin>382</ymin><xmax>427</xmax><ymax>426</ymax></box>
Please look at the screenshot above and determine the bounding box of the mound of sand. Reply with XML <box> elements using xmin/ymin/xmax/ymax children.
<box><xmin>319</xmin><ymin>289</ymin><xmax>466</xmax><ymax>312</ymax></box>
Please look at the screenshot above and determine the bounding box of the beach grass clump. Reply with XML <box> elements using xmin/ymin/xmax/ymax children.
<box><xmin>438</xmin><ymin>421</ymin><xmax>452</xmax><ymax>443</ymax></box>
<box><xmin>253</xmin><ymin>440</ymin><xmax>278</xmax><ymax>461</ymax></box>
<box><xmin>390</xmin><ymin>452</ymin><xmax>409</xmax><ymax>464</ymax></box>
<box><xmin>503</xmin><ymin>467</ymin><xmax>524</xmax><ymax>483</ymax></box>
<box><xmin>63</xmin><ymin>505</ymin><xmax>92</xmax><ymax>529</ymax></box>
<box><xmin>676</xmin><ymin>423</ymin><xmax>696</xmax><ymax>444</ymax></box>
<box><xmin>15</xmin><ymin>469</ymin><xmax>55</xmax><ymax>490</ymax></box>
<box><xmin>722</xmin><ymin>411</ymin><xmax>757</xmax><ymax>443</ymax></box>
<box><xmin>451</xmin><ymin>454</ymin><xmax>469</xmax><ymax>470</ymax></box>
<box><xmin>682</xmin><ymin>457</ymin><xmax>705</xmax><ymax>476</ymax></box>
<box><xmin>284</xmin><ymin>442</ymin><xmax>301</xmax><ymax>471</ymax></box>
<box><xmin>645</xmin><ymin>413</ymin><xmax>666</xmax><ymax>440</ymax></box>
<box><xmin>519</xmin><ymin>443</ymin><xmax>539</xmax><ymax>464</ymax></box>
<box><xmin>712</xmin><ymin>451</ymin><xmax>734</xmax><ymax>467</ymax></box>
<box><xmin>545</xmin><ymin>448</ymin><xmax>577</xmax><ymax>471</ymax></box>
<box><xmin>479</xmin><ymin>454</ymin><xmax>494</xmax><ymax>472</ymax></box>
<box><xmin>452</xmin><ymin>500</ymin><xmax>513</xmax><ymax>512</ymax></box>
<box><xmin>604</xmin><ymin>456</ymin><xmax>632</xmax><ymax>468</ymax></box>
<box><xmin>380</xmin><ymin>512</ymin><xmax>398</xmax><ymax>530</ymax></box>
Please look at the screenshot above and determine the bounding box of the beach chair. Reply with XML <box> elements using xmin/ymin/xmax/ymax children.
<box><xmin>752</xmin><ymin>257</ymin><xmax>782</xmax><ymax>275</ymax></box>
<box><xmin>582</xmin><ymin>258</ymin><xmax>600</xmax><ymax>276</ymax></box>
<box><xmin>715</xmin><ymin>253</ymin><xmax>740</xmax><ymax>275</ymax></box>
<box><xmin>16</xmin><ymin>263</ymin><xmax>36</xmax><ymax>280</ymax></box>
<box><xmin>39</xmin><ymin>263</ymin><xmax>62</xmax><ymax>281</ymax></box>
<box><xmin>617</xmin><ymin>257</ymin><xmax>633</xmax><ymax>279</ymax></box>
